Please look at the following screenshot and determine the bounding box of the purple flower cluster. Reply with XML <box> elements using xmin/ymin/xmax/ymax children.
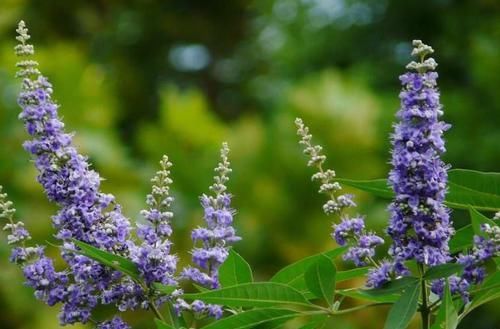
<box><xmin>295</xmin><ymin>118</ymin><xmax>384</xmax><ymax>267</ymax></box>
<box><xmin>130</xmin><ymin>156</ymin><xmax>178</xmax><ymax>286</ymax></box>
<box><xmin>333</xmin><ymin>216</ymin><xmax>384</xmax><ymax>266</ymax></box>
<box><xmin>179</xmin><ymin>142</ymin><xmax>240</xmax><ymax>318</ymax></box>
<box><xmin>432</xmin><ymin>223</ymin><xmax>499</xmax><ymax>301</ymax></box>
<box><xmin>13</xmin><ymin>20</ymin><xmax>137</xmax><ymax>327</ymax></box>
<box><xmin>387</xmin><ymin>40</ymin><xmax>453</xmax><ymax>269</ymax></box>
<box><xmin>366</xmin><ymin>261</ymin><xmax>410</xmax><ymax>288</ymax></box>
<box><xmin>97</xmin><ymin>317</ymin><xmax>131</xmax><ymax>329</ymax></box>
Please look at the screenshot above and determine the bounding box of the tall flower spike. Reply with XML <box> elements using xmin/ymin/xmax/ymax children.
<box><xmin>180</xmin><ymin>142</ymin><xmax>240</xmax><ymax>319</ymax></box>
<box><xmin>130</xmin><ymin>155</ymin><xmax>178</xmax><ymax>286</ymax></box>
<box><xmin>387</xmin><ymin>40</ymin><xmax>453</xmax><ymax>270</ymax></box>
<box><xmin>14</xmin><ymin>21</ymin><xmax>136</xmax><ymax>325</ymax></box>
<box><xmin>295</xmin><ymin>118</ymin><xmax>384</xmax><ymax>268</ymax></box>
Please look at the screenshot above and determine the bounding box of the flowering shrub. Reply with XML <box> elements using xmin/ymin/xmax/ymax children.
<box><xmin>1</xmin><ymin>21</ymin><xmax>499</xmax><ymax>329</ymax></box>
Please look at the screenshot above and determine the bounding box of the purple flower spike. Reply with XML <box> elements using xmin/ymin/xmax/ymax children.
<box><xmin>12</xmin><ymin>21</ymin><xmax>143</xmax><ymax>325</ymax></box>
<box><xmin>296</xmin><ymin>118</ymin><xmax>384</xmax><ymax>268</ymax></box>
<box><xmin>387</xmin><ymin>40</ymin><xmax>453</xmax><ymax>268</ymax></box>
<box><xmin>130</xmin><ymin>156</ymin><xmax>178</xmax><ymax>287</ymax></box>
<box><xmin>180</xmin><ymin>142</ymin><xmax>240</xmax><ymax>318</ymax></box>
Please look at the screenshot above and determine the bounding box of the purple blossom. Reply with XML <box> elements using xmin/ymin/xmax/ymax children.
<box><xmin>332</xmin><ymin>216</ymin><xmax>365</xmax><ymax>246</ymax></box>
<box><xmin>130</xmin><ymin>156</ymin><xmax>178</xmax><ymax>287</ymax></box>
<box><xmin>181</xmin><ymin>142</ymin><xmax>239</xmax><ymax>318</ymax></box>
<box><xmin>182</xmin><ymin>143</ymin><xmax>240</xmax><ymax>289</ymax></box>
<box><xmin>175</xmin><ymin>299</ymin><xmax>224</xmax><ymax>320</ymax></box>
<box><xmin>431</xmin><ymin>275</ymin><xmax>471</xmax><ymax>302</ymax></box>
<box><xmin>431</xmin><ymin>223</ymin><xmax>500</xmax><ymax>301</ymax></box>
<box><xmin>366</xmin><ymin>261</ymin><xmax>410</xmax><ymax>288</ymax></box>
<box><xmin>97</xmin><ymin>317</ymin><xmax>131</xmax><ymax>329</ymax></box>
<box><xmin>366</xmin><ymin>262</ymin><xmax>393</xmax><ymax>288</ymax></box>
<box><xmin>387</xmin><ymin>40</ymin><xmax>453</xmax><ymax>268</ymax></box>
<box><xmin>23</xmin><ymin>256</ymin><xmax>68</xmax><ymax>306</ymax></box>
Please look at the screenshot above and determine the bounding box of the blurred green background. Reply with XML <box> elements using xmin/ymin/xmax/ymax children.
<box><xmin>0</xmin><ymin>0</ymin><xmax>499</xmax><ymax>328</ymax></box>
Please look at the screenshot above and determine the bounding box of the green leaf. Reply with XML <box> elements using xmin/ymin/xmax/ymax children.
<box><xmin>383</xmin><ymin>281</ymin><xmax>420</xmax><ymax>329</ymax></box>
<box><xmin>449</xmin><ymin>225</ymin><xmax>473</xmax><ymax>253</ymax></box>
<box><xmin>182</xmin><ymin>282</ymin><xmax>312</xmax><ymax>308</ymax></box>
<box><xmin>153</xmin><ymin>283</ymin><xmax>177</xmax><ymax>295</ymax></box>
<box><xmin>301</xmin><ymin>267</ymin><xmax>368</xmax><ymax>300</ymax></box>
<box><xmin>469</xmin><ymin>207</ymin><xmax>498</xmax><ymax>238</ymax></box>
<box><xmin>201</xmin><ymin>308</ymin><xmax>300</xmax><ymax>329</ymax></box>
<box><xmin>336</xmin><ymin>267</ymin><xmax>369</xmax><ymax>282</ymax></box>
<box><xmin>423</xmin><ymin>264</ymin><xmax>463</xmax><ymax>281</ymax></box>
<box><xmin>448</xmin><ymin>170</ymin><xmax>500</xmax><ymax>212</ymax></box>
<box><xmin>462</xmin><ymin>272</ymin><xmax>500</xmax><ymax>320</ymax></box>
<box><xmin>72</xmin><ymin>239</ymin><xmax>140</xmax><ymax>280</ymax></box>
<box><xmin>337</xmin><ymin>289</ymin><xmax>400</xmax><ymax>303</ymax></box>
<box><xmin>304</xmin><ymin>254</ymin><xmax>336</xmax><ymax>306</ymax></box>
<box><xmin>363</xmin><ymin>277</ymin><xmax>419</xmax><ymax>297</ymax></box>
<box><xmin>155</xmin><ymin>319</ymin><xmax>175</xmax><ymax>329</ymax></box>
<box><xmin>336</xmin><ymin>178</ymin><xmax>394</xmax><ymax>198</ymax></box>
<box><xmin>193</xmin><ymin>283</ymin><xmax>210</xmax><ymax>292</ymax></box>
<box><xmin>270</xmin><ymin>247</ymin><xmax>346</xmax><ymax>293</ymax></box>
<box><xmin>431</xmin><ymin>282</ymin><xmax>458</xmax><ymax>329</ymax></box>
<box><xmin>338</xmin><ymin>169</ymin><xmax>500</xmax><ymax>211</ymax></box>
<box><xmin>219</xmin><ymin>249</ymin><xmax>253</xmax><ymax>288</ymax></box>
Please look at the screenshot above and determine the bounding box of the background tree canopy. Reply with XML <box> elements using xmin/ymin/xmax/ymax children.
<box><xmin>0</xmin><ymin>0</ymin><xmax>498</xmax><ymax>328</ymax></box>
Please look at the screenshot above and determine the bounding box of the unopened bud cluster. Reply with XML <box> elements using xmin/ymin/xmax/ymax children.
<box><xmin>296</xmin><ymin>118</ymin><xmax>383</xmax><ymax>268</ymax></box>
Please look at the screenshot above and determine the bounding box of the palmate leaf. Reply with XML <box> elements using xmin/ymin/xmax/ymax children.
<box><xmin>304</xmin><ymin>254</ymin><xmax>336</xmax><ymax>306</ymax></box>
<box><xmin>182</xmin><ymin>282</ymin><xmax>312</xmax><ymax>308</ymax></box>
<box><xmin>270</xmin><ymin>247</ymin><xmax>346</xmax><ymax>293</ymax></box>
<box><xmin>431</xmin><ymin>282</ymin><xmax>458</xmax><ymax>329</ymax></box>
<box><xmin>200</xmin><ymin>308</ymin><xmax>300</xmax><ymax>329</ymax></box>
<box><xmin>72</xmin><ymin>239</ymin><xmax>140</xmax><ymax>281</ymax></box>
<box><xmin>219</xmin><ymin>249</ymin><xmax>253</xmax><ymax>287</ymax></box>
<box><xmin>337</xmin><ymin>169</ymin><xmax>500</xmax><ymax>211</ymax></box>
<box><xmin>383</xmin><ymin>281</ymin><xmax>420</xmax><ymax>329</ymax></box>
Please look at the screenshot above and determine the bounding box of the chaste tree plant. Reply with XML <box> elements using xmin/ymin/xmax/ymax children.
<box><xmin>1</xmin><ymin>21</ymin><xmax>499</xmax><ymax>329</ymax></box>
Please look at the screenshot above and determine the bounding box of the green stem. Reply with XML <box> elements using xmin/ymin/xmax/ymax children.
<box><xmin>418</xmin><ymin>264</ymin><xmax>430</xmax><ymax>329</ymax></box>
<box><xmin>149</xmin><ymin>297</ymin><xmax>167</xmax><ymax>323</ymax></box>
